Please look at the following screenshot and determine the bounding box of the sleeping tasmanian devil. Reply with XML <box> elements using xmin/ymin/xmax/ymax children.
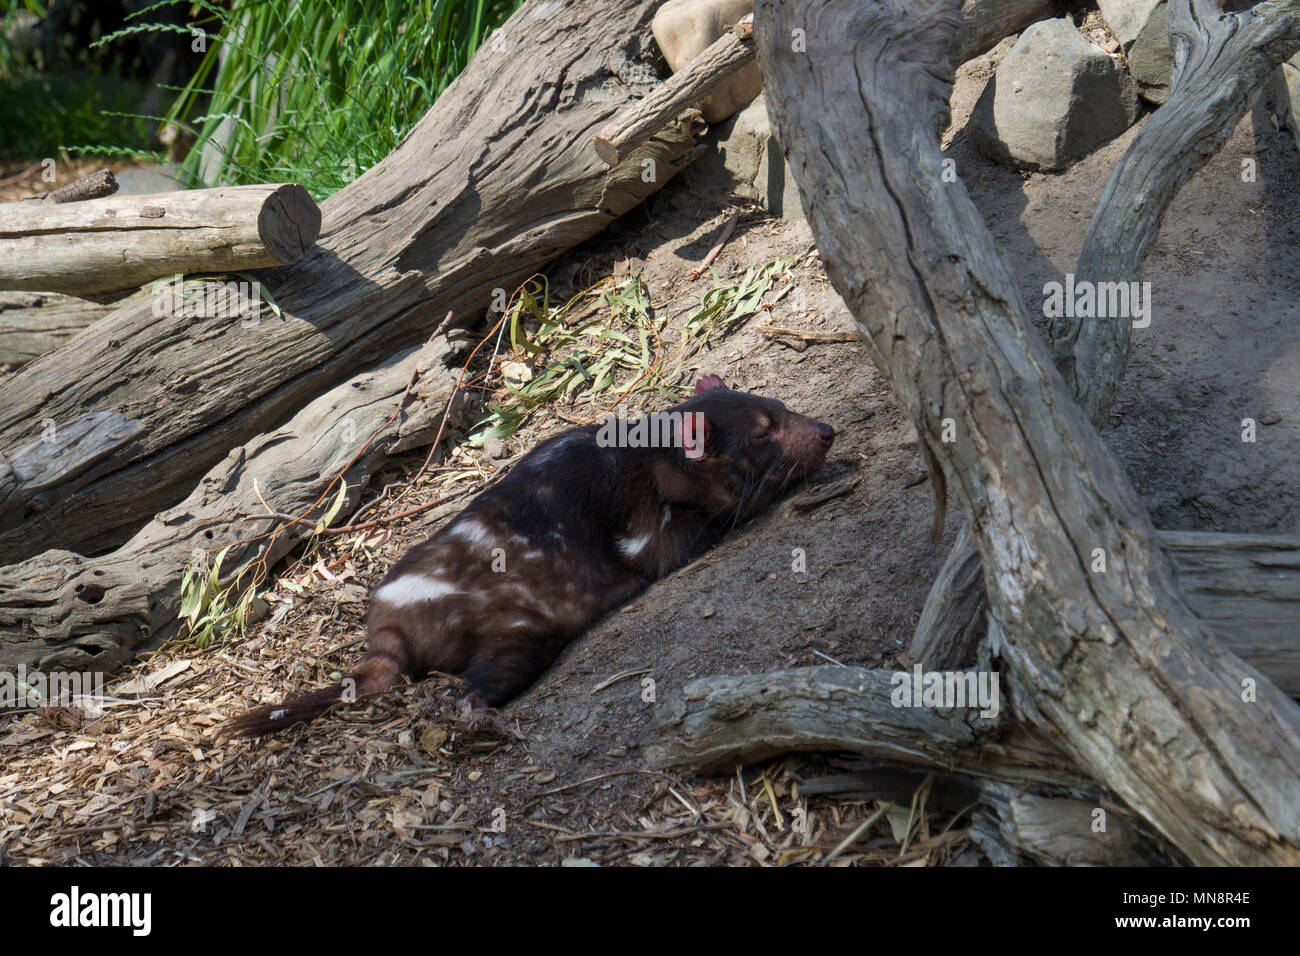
<box><xmin>227</xmin><ymin>374</ymin><xmax>834</xmax><ymax>736</ymax></box>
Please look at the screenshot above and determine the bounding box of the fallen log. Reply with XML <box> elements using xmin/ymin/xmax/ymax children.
<box><xmin>643</xmin><ymin>666</ymin><xmax>1092</xmax><ymax>789</ymax></box>
<box><xmin>593</xmin><ymin>15</ymin><xmax>754</xmax><ymax>165</ymax></box>
<box><xmin>0</xmin><ymin>291</ymin><xmax>114</xmax><ymax>366</ymax></box>
<box><xmin>915</xmin><ymin>0</ymin><xmax>1300</xmax><ymax>675</ymax></box>
<box><xmin>0</xmin><ymin>0</ymin><xmax>699</xmax><ymax>569</ymax></box>
<box><xmin>801</xmin><ymin>771</ymin><xmax>1152</xmax><ymax>865</ymax></box>
<box><xmin>0</xmin><ymin>336</ymin><xmax>455</xmax><ymax>675</ymax></box>
<box><xmin>756</xmin><ymin>0</ymin><xmax>1300</xmax><ymax>864</ymax></box>
<box><xmin>0</xmin><ymin>184</ymin><xmax>321</xmax><ymax>302</ymax></box>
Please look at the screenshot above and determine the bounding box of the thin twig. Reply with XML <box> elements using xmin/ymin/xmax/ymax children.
<box><xmin>688</xmin><ymin>210</ymin><xmax>741</xmax><ymax>280</ymax></box>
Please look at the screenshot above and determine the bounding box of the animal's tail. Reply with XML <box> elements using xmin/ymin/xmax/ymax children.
<box><xmin>224</xmin><ymin>631</ymin><xmax>407</xmax><ymax>738</ymax></box>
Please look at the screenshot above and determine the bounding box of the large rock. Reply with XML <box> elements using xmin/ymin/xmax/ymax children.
<box><xmin>1268</xmin><ymin>53</ymin><xmax>1300</xmax><ymax>152</ymax></box>
<box><xmin>968</xmin><ymin>18</ymin><xmax>1139</xmax><ymax>171</ymax></box>
<box><xmin>113</xmin><ymin>164</ymin><xmax>188</xmax><ymax>195</ymax></box>
<box><xmin>686</xmin><ymin>95</ymin><xmax>803</xmax><ymax>219</ymax></box>
<box><xmin>1097</xmin><ymin>0</ymin><xmax>1173</xmax><ymax>104</ymax></box>
<box><xmin>652</xmin><ymin>0</ymin><xmax>762</xmax><ymax>124</ymax></box>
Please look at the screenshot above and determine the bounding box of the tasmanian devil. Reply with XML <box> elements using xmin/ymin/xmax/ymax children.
<box><xmin>227</xmin><ymin>374</ymin><xmax>834</xmax><ymax>736</ymax></box>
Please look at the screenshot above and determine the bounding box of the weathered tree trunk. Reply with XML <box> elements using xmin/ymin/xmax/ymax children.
<box><xmin>0</xmin><ymin>0</ymin><xmax>698</xmax><ymax>567</ymax></box>
<box><xmin>753</xmin><ymin>0</ymin><xmax>1300</xmax><ymax>864</ymax></box>
<box><xmin>915</xmin><ymin>0</ymin><xmax>1300</xmax><ymax>680</ymax></box>
<box><xmin>0</xmin><ymin>184</ymin><xmax>321</xmax><ymax>301</ymax></box>
<box><xmin>0</xmin><ymin>335</ymin><xmax>456</xmax><ymax>675</ymax></box>
<box><xmin>0</xmin><ymin>291</ymin><xmax>114</xmax><ymax>365</ymax></box>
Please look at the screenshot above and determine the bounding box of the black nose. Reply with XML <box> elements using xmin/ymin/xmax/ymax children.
<box><xmin>817</xmin><ymin>423</ymin><xmax>834</xmax><ymax>447</ymax></box>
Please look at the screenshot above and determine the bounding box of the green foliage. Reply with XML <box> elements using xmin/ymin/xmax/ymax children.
<box><xmin>177</xmin><ymin>544</ymin><xmax>248</xmax><ymax>648</ymax></box>
<box><xmin>469</xmin><ymin>256</ymin><xmax>796</xmax><ymax>446</ymax></box>
<box><xmin>0</xmin><ymin>1</ymin><xmax>165</xmax><ymax>159</ymax></box>
<box><xmin>175</xmin><ymin>479</ymin><xmax>348</xmax><ymax>646</ymax></box>
<box><xmin>94</xmin><ymin>0</ymin><xmax>525</xmax><ymax>199</ymax></box>
<box><xmin>0</xmin><ymin>70</ymin><xmax>155</xmax><ymax>160</ymax></box>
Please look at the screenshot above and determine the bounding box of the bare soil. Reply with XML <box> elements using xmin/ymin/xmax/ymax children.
<box><xmin>2</xmin><ymin>41</ymin><xmax>1297</xmax><ymax>867</ymax></box>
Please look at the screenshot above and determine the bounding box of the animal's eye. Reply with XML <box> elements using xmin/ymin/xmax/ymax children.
<box><xmin>752</xmin><ymin>420</ymin><xmax>772</xmax><ymax>441</ymax></box>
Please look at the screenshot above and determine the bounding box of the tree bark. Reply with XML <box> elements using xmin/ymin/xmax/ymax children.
<box><xmin>0</xmin><ymin>184</ymin><xmax>321</xmax><ymax>301</ymax></box>
<box><xmin>0</xmin><ymin>0</ymin><xmax>698</xmax><ymax>567</ymax></box>
<box><xmin>969</xmin><ymin>784</ymin><xmax>1151</xmax><ymax>866</ymax></box>
<box><xmin>755</xmin><ymin>0</ymin><xmax>1300</xmax><ymax>864</ymax></box>
<box><xmin>24</xmin><ymin>169</ymin><xmax>119</xmax><ymax>204</ymax></box>
<box><xmin>911</xmin><ymin>527</ymin><xmax>1300</xmax><ymax>698</ymax></box>
<box><xmin>644</xmin><ymin>666</ymin><xmax>1093</xmax><ymax>789</ymax></box>
<box><xmin>0</xmin><ymin>336</ymin><xmax>456</xmax><ymax>675</ymax></box>
<box><xmin>0</xmin><ymin>292</ymin><xmax>114</xmax><ymax>366</ymax></box>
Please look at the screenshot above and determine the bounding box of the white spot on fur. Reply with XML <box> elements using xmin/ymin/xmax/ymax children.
<box><xmin>448</xmin><ymin>519</ymin><xmax>492</xmax><ymax>547</ymax></box>
<box><xmin>374</xmin><ymin>574</ymin><xmax>461</xmax><ymax>606</ymax></box>
<box><xmin>510</xmin><ymin>618</ymin><xmax>531</xmax><ymax>629</ymax></box>
<box><xmin>524</xmin><ymin>550</ymin><xmax>542</xmax><ymax>560</ymax></box>
<box><xmin>661</xmin><ymin>504</ymin><xmax>672</xmax><ymax>528</ymax></box>
<box><xmin>617</xmin><ymin>533</ymin><xmax>652</xmax><ymax>558</ymax></box>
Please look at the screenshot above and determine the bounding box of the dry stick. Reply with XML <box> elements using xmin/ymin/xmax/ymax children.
<box><xmin>525</xmin><ymin>769</ymin><xmax>681</xmax><ymax>805</ymax></box>
<box><xmin>688</xmin><ymin>211</ymin><xmax>741</xmax><ymax>280</ymax></box>
<box><xmin>590</xmin><ymin>668</ymin><xmax>652</xmax><ymax>693</ymax></box>
<box><xmin>755</xmin><ymin>325</ymin><xmax>860</xmax><ymax>343</ymax></box>
<box><xmin>31</xmin><ymin>169</ymin><xmax>119</xmax><ymax>204</ymax></box>
<box><xmin>824</xmin><ymin>802</ymin><xmax>894</xmax><ymax>864</ymax></box>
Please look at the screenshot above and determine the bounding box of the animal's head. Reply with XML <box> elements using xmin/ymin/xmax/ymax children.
<box><xmin>663</xmin><ymin>374</ymin><xmax>834</xmax><ymax>516</ymax></box>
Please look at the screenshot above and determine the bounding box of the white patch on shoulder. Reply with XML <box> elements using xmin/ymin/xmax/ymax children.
<box><xmin>447</xmin><ymin>518</ymin><xmax>492</xmax><ymax>547</ymax></box>
<box><xmin>374</xmin><ymin>574</ymin><xmax>461</xmax><ymax>606</ymax></box>
<box><xmin>617</xmin><ymin>532</ymin><xmax>652</xmax><ymax>559</ymax></box>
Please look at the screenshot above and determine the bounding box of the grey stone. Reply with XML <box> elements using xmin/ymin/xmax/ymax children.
<box><xmin>1098</xmin><ymin>0</ymin><xmax>1172</xmax><ymax>104</ymax></box>
<box><xmin>1268</xmin><ymin>54</ymin><xmax>1300</xmax><ymax>152</ymax></box>
<box><xmin>968</xmin><ymin>18</ymin><xmax>1139</xmax><ymax>172</ymax></box>
<box><xmin>686</xmin><ymin>94</ymin><xmax>804</xmax><ymax>219</ymax></box>
<box><xmin>113</xmin><ymin>164</ymin><xmax>188</xmax><ymax>195</ymax></box>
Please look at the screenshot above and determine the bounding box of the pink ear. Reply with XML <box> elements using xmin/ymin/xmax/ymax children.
<box><xmin>695</xmin><ymin>374</ymin><xmax>726</xmax><ymax>393</ymax></box>
<box><xmin>681</xmin><ymin>412</ymin><xmax>712</xmax><ymax>460</ymax></box>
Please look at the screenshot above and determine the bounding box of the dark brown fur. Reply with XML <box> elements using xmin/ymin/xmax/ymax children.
<box><xmin>227</xmin><ymin>375</ymin><xmax>834</xmax><ymax>737</ymax></box>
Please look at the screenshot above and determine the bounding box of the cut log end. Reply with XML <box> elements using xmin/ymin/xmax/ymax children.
<box><xmin>258</xmin><ymin>183</ymin><xmax>324</xmax><ymax>263</ymax></box>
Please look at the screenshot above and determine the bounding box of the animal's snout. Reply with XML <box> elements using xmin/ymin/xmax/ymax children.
<box><xmin>817</xmin><ymin>422</ymin><xmax>835</xmax><ymax>448</ymax></box>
